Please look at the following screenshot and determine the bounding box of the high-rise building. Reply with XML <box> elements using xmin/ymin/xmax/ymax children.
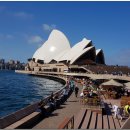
<box><xmin>0</xmin><ymin>59</ymin><xmax>5</xmax><ymax>64</ymax></box>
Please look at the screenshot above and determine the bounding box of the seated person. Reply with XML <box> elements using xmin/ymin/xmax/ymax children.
<box><xmin>49</xmin><ymin>92</ymin><xmax>54</xmax><ymax>102</ymax></box>
<box><xmin>53</xmin><ymin>93</ymin><xmax>59</xmax><ymax>100</ymax></box>
<box><xmin>38</xmin><ymin>100</ymin><xmax>46</xmax><ymax>115</ymax></box>
<box><xmin>92</xmin><ymin>92</ymin><xmax>98</xmax><ymax>97</ymax></box>
<box><xmin>89</xmin><ymin>90</ymin><xmax>94</xmax><ymax>98</ymax></box>
<box><xmin>80</xmin><ymin>92</ymin><xmax>84</xmax><ymax>98</ymax></box>
<box><xmin>62</xmin><ymin>88</ymin><xmax>69</xmax><ymax>101</ymax></box>
<box><xmin>48</xmin><ymin>92</ymin><xmax>56</xmax><ymax>110</ymax></box>
<box><xmin>84</xmin><ymin>91</ymin><xmax>91</xmax><ymax>98</ymax></box>
<box><xmin>124</xmin><ymin>104</ymin><xmax>130</xmax><ymax>116</ymax></box>
<box><xmin>53</xmin><ymin>93</ymin><xmax>60</xmax><ymax>107</ymax></box>
<box><xmin>83</xmin><ymin>89</ymin><xmax>88</xmax><ymax>94</ymax></box>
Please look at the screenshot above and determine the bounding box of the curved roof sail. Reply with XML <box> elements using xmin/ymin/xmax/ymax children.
<box><xmin>96</xmin><ymin>49</ymin><xmax>105</xmax><ymax>64</ymax></box>
<box><xmin>32</xmin><ymin>29</ymin><xmax>105</xmax><ymax>65</ymax></box>
<box><xmin>33</xmin><ymin>29</ymin><xmax>71</xmax><ymax>63</ymax></box>
<box><xmin>70</xmin><ymin>46</ymin><xmax>96</xmax><ymax>64</ymax></box>
<box><xmin>58</xmin><ymin>38</ymin><xmax>92</xmax><ymax>62</ymax></box>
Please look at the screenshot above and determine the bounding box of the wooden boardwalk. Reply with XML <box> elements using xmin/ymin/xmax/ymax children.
<box><xmin>74</xmin><ymin>108</ymin><xmax>121</xmax><ymax>129</ymax></box>
<box><xmin>33</xmin><ymin>83</ymin><xmax>126</xmax><ymax>129</ymax></box>
<box><xmin>33</xmin><ymin>83</ymin><xmax>82</xmax><ymax>129</ymax></box>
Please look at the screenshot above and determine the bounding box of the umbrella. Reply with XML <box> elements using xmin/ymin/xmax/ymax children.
<box><xmin>124</xmin><ymin>82</ymin><xmax>130</xmax><ymax>89</ymax></box>
<box><xmin>100</xmin><ymin>79</ymin><xmax>123</xmax><ymax>88</ymax></box>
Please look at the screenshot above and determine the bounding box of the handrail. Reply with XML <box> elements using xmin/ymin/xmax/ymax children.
<box><xmin>39</xmin><ymin>84</ymin><xmax>67</xmax><ymax>107</ymax></box>
<box><xmin>29</xmin><ymin>73</ymin><xmax>67</xmax><ymax>106</ymax></box>
<box><xmin>58</xmin><ymin>115</ymin><xmax>74</xmax><ymax>129</ymax></box>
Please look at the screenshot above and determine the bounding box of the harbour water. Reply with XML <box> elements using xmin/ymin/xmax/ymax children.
<box><xmin>0</xmin><ymin>70</ymin><xmax>64</xmax><ymax>118</ymax></box>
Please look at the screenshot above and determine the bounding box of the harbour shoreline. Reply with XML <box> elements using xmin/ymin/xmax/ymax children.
<box><xmin>0</xmin><ymin>72</ymin><xmax>67</xmax><ymax>129</ymax></box>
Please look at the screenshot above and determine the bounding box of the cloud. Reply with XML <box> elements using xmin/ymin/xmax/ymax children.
<box><xmin>0</xmin><ymin>34</ymin><xmax>14</xmax><ymax>40</ymax></box>
<box><xmin>13</xmin><ymin>12</ymin><xmax>33</xmax><ymax>19</ymax></box>
<box><xmin>6</xmin><ymin>34</ymin><xmax>14</xmax><ymax>39</ymax></box>
<box><xmin>0</xmin><ymin>6</ymin><xmax>33</xmax><ymax>19</ymax></box>
<box><xmin>42</xmin><ymin>24</ymin><xmax>56</xmax><ymax>32</ymax></box>
<box><xmin>28</xmin><ymin>35</ymin><xmax>43</xmax><ymax>44</ymax></box>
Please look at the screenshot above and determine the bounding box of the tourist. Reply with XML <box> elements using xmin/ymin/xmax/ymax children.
<box><xmin>127</xmin><ymin>89</ymin><xmax>130</xmax><ymax>97</ymax></box>
<box><xmin>38</xmin><ymin>100</ymin><xmax>46</xmax><ymax>115</ymax></box>
<box><xmin>80</xmin><ymin>92</ymin><xmax>84</xmax><ymax>97</ymax></box>
<box><xmin>53</xmin><ymin>93</ymin><xmax>60</xmax><ymax>107</ymax></box>
<box><xmin>70</xmin><ymin>78</ymin><xmax>75</xmax><ymax>91</ymax></box>
<box><xmin>49</xmin><ymin>92</ymin><xmax>54</xmax><ymax>102</ymax></box>
<box><xmin>79</xmin><ymin>92</ymin><xmax>84</xmax><ymax>104</ymax></box>
<box><xmin>84</xmin><ymin>90</ymin><xmax>91</xmax><ymax>98</ymax></box>
<box><xmin>124</xmin><ymin>104</ymin><xmax>130</xmax><ymax>116</ymax></box>
<box><xmin>62</xmin><ymin>88</ymin><xmax>69</xmax><ymax>101</ymax></box>
<box><xmin>89</xmin><ymin>90</ymin><xmax>94</xmax><ymax>97</ymax></box>
<box><xmin>113</xmin><ymin>106</ymin><xmax>123</xmax><ymax>120</ymax></box>
<box><xmin>82</xmin><ymin>82</ymin><xmax>86</xmax><ymax>89</ymax></box>
<box><xmin>48</xmin><ymin>92</ymin><xmax>55</xmax><ymax>111</ymax></box>
<box><xmin>113</xmin><ymin>104</ymin><xmax>119</xmax><ymax>118</ymax></box>
<box><xmin>117</xmin><ymin>107</ymin><xmax>124</xmax><ymax>121</ymax></box>
<box><xmin>66</xmin><ymin>78</ymin><xmax>70</xmax><ymax>89</ymax></box>
<box><xmin>75</xmin><ymin>85</ymin><xmax>79</xmax><ymax>97</ymax></box>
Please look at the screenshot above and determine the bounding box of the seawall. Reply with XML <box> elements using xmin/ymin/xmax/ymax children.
<box><xmin>15</xmin><ymin>70</ymin><xmax>32</xmax><ymax>74</ymax></box>
<box><xmin>29</xmin><ymin>73</ymin><xmax>66</xmax><ymax>85</ymax></box>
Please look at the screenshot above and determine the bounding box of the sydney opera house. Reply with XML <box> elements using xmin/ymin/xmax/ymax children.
<box><xmin>32</xmin><ymin>30</ymin><xmax>105</xmax><ymax>65</ymax></box>
<box><xmin>27</xmin><ymin>29</ymin><xmax>105</xmax><ymax>72</ymax></box>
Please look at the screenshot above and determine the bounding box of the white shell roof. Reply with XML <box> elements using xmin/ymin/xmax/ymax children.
<box><xmin>33</xmin><ymin>29</ymin><xmax>71</xmax><ymax>63</ymax></box>
<box><xmin>70</xmin><ymin>46</ymin><xmax>95</xmax><ymax>64</ymax></box>
<box><xmin>53</xmin><ymin>49</ymin><xmax>71</xmax><ymax>61</ymax></box>
<box><xmin>96</xmin><ymin>49</ymin><xmax>102</xmax><ymax>55</ymax></box>
<box><xmin>32</xmin><ymin>29</ymin><xmax>105</xmax><ymax>64</ymax></box>
<box><xmin>57</xmin><ymin>38</ymin><xmax>92</xmax><ymax>61</ymax></box>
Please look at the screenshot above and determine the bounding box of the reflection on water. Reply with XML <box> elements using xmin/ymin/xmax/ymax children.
<box><xmin>0</xmin><ymin>70</ymin><xmax>63</xmax><ymax>117</ymax></box>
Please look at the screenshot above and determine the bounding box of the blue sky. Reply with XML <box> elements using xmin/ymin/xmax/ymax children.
<box><xmin>0</xmin><ymin>1</ymin><xmax>130</xmax><ymax>66</ymax></box>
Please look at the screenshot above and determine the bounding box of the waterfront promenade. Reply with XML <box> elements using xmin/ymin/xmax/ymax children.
<box><xmin>15</xmin><ymin>70</ymin><xmax>130</xmax><ymax>82</ymax></box>
<box><xmin>14</xmin><ymin>70</ymin><xmax>130</xmax><ymax>129</ymax></box>
<box><xmin>33</xmin><ymin>83</ymin><xmax>82</xmax><ymax>129</ymax></box>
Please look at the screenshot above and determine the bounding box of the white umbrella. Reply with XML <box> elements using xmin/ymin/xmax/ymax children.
<box><xmin>100</xmin><ymin>79</ymin><xmax>123</xmax><ymax>88</ymax></box>
<box><xmin>124</xmin><ymin>82</ymin><xmax>130</xmax><ymax>89</ymax></box>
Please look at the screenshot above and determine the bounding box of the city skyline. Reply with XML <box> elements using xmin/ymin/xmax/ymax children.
<box><xmin>0</xmin><ymin>2</ymin><xmax>130</xmax><ymax>66</ymax></box>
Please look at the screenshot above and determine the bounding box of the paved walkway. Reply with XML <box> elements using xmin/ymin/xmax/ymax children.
<box><xmin>33</xmin><ymin>83</ymin><xmax>82</xmax><ymax>129</ymax></box>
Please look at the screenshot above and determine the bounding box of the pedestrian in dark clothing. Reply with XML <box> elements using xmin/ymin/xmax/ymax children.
<box><xmin>38</xmin><ymin>100</ymin><xmax>46</xmax><ymax>115</ymax></box>
<box><xmin>75</xmin><ymin>86</ymin><xmax>79</xmax><ymax>97</ymax></box>
<box><xmin>48</xmin><ymin>92</ymin><xmax>55</xmax><ymax>111</ymax></box>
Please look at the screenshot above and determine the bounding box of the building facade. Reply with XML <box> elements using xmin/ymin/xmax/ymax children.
<box><xmin>27</xmin><ymin>29</ymin><xmax>105</xmax><ymax>72</ymax></box>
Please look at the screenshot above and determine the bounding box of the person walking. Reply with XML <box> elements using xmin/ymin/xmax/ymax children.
<box><xmin>70</xmin><ymin>79</ymin><xmax>75</xmax><ymax>91</ymax></box>
<box><xmin>75</xmin><ymin>85</ymin><xmax>79</xmax><ymax>97</ymax></box>
<box><xmin>113</xmin><ymin>104</ymin><xmax>119</xmax><ymax>118</ymax></box>
<box><xmin>117</xmin><ymin>107</ymin><xmax>124</xmax><ymax>121</ymax></box>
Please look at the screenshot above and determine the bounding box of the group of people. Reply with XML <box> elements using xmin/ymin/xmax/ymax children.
<box><xmin>38</xmin><ymin>76</ymin><xmax>130</xmax><ymax>123</ymax></box>
<box><xmin>41</xmin><ymin>77</ymin><xmax>80</xmax><ymax>112</ymax></box>
<box><xmin>66</xmin><ymin>77</ymin><xmax>79</xmax><ymax>98</ymax></box>
<box><xmin>106</xmin><ymin>87</ymin><xmax>130</xmax><ymax>99</ymax></box>
<box><xmin>113</xmin><ymin>104</ymin><xmax>130</xmax><ymax>121</ymax></box>
<box><xmin>80</xmin><ymin>79</ymin><xmax>98</xmax><ymax>98</ymax></box>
